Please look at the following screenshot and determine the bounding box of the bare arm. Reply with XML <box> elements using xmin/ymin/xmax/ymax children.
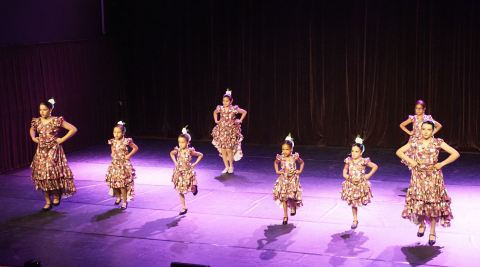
<box><xmin>274</xmin><ymin>159</ymin><xmax>281</xmax><ymax>174</ymax></box>
<box><xmin>435</xmin><ymin>142</ymin><xmax>460</xmax><ymax>169</ymax></box>
<box><xmin>170</xmin><ymin>150</ymin><xmax>178</xmax><ymax>165</ymax></box>
<box><xmin>296</xmin><ymin>157</ymin><xmax>305</xmax><ymax>175</ymax></box>
<box><xmin>236</xmin><ymin>108</ymin><xmax>247</xmax><ymax>123</ymax></box>
<box><xmin>213</xmin><ymin>109</ymin><xmax>220</xmax><ymax>124</ymax></box>
<box><xmin>343</xmin><ymin>164</ymin><xmax>349</xmax><ymax>179</ymax></box>
<box><xmin>399</xmin><ymin>118</ymin><xmax>413</xmax><ymax>135</ymax></box>
<box><xmin>125</xmin><ymin>142</ymin><xmax>139</xmax><ymax>160</ymax></box>
<box><xmin>57</xmin><ymin>120</ymin><xmax>77</xmax><ymax>144</ymax></box>
<box><xmin>111</xmin><ymin>145</ymin><xmax>114</xmax><ymax>157</ymax></box>
<box><xmin>365</xmin><ymin>162</ymin><xmax>378</xmax><ymax>179</ymax></box>
<box><xmin>191</xmin><ymin>151</ymin><xmax>203</xmax><ymax>168</ymax></box>
<box><xmin>433</xmin><ymin>121</ymin><xmax>442</xmax><ymax>135</ymax></box>
<box><xmin>396</xmin><ymin>143</ymin><xmax>417</xmax><ymax>168</ymax></box>
<box><xmin>30</xmin><ymin>127</ymin><xmax>39</xmax><ymax>143</ymax></box>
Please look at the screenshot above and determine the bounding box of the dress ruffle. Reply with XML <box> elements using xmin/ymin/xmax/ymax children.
<box><xmin>340</xmin><ymin>157</ymin><xmax>373</xmax><ymax>207</ymax></box>
<box><xmin>401</xmin><ymin>138</ymin><xmax>453</xmax><ymax>227</ymax></box>
<box><xmin>211</xmin><ymin>105</ymin><xmax>244</xmax><ymax>161</ymax></box>
<box><xmin>105</xmin><ymin>138</ymin><xmax>136</xmax><ymax>201</ymax></box>
<box><xmin>272</xmin><ymin>153</ymin><xmax>303</xmax><ymax>208</ymax></box>
<box><xmin>172</xmin><ymin>147</ymin><xmax>198</xmax><ymax>194</ymax></box>
<box><xmin>30</xmin><ymin>116</ymin><xmax>76</xmax><ymax>199</ymax></box>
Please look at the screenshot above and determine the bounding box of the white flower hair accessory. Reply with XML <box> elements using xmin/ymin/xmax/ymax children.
<box><xmin>117</xmin><ymin>121</ymin><xmax>126</xmax><ymax>132</ymax></box>
<box><xmin>285</xmin><ymin>133</ymin><xmax>294</xmax><ymax>148</ymax></box>
<box><xmin>48</xmin><ymin>98</ymin><xmax>55</xmax><ymax>108</ymax></box>
<box><xmin>354</xmin><ymin>135</ymin><xmax>365</xmax><ymax>152</ymax></box>
<box><xmin>355</xmin><ymin>135</ymin><xmax>363</xmax><ymax>144</ymax></box>
<box><xmin>181</xmin><ymin>125</ymin><xmax>191</xmax><ymax>142</ymax></box>
<box><xmin>225</xmin><ymin>88</ymin><xmax>232</xmax><ymax>96</ymax></box>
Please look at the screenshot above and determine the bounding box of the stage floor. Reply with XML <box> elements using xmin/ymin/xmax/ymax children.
<box><xmin>1</xmin><ymin>139</ymin><xmax>479</xmax><ymax>267</ymax></box>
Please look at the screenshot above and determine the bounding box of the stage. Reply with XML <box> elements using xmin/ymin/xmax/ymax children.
<box><xmin>0</xmin><ymin>139</ymin><xmax>479</xmax><ymax>267</ymax></box>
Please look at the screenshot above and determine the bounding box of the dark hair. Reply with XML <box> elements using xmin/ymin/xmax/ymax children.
<box><xmin>421</xmin><ymin>120</ymin><xmax>436</xmax><ymax>131</ymax></box>
<box><xmin>283</xmin><ymin>140</ymin><xmax>293</xmax><ymax>149</ymax></box>
<box><xmin>178</xmin><ymin>133</ymin><xmax>191</xmax><ymax>143</ymax></box>
<box><xmin>415</xmin><ymin>100</ymin><xmax>426</xmax><ymax>109</ymax></box>
<box><xmin>352</xmin><ymin>143</ymin><xmax>365</xmax><ymax>153</ymax></box>
<box><xmin>114</xmin><ymin>124</ymin><xmax>126</xmax><ymax>134</ymax></box>
<box><xmin>39</xmin><ymin>101</ymin><xmax>53</xmax><ymax>109</ymax></box>
<box><xmin>223</xmin><ymin>94</ymin><xmax>233</xmax><ymax>101</ymax></box>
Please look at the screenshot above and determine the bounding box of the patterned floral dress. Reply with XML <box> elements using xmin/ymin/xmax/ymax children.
<box><xmin>171</xmin><ymin>147</ymin><xmax>198</xmax><ymax>194</ymax></box>
<box><xmin>402</xmin><ymin>138</ymin><xmax>453</xmax><ymax>227</ymax></box>
<box><xmin>211</xmin><ymin>105</ymin><xmax>244</xmax><ymax>161</ymax></box>
<box><xmin>30</xmin><ymin>116</ymin><xmax>77</xmax><ymax>198</ymax></box>
<box><xmin>272</xmin><ymin>153</ymin><xmax>303</xmax><ymax>208</ymax></box>
<box><xmin>105</xmin><ymin>138</ymin><xmax>137</xmax><ymax>201</ymax></box>
<box><xmin>341</xmin><ymin>157</ymin><xmax>373</xmax><ymax>207</ymax></box>
<box><xmin>402</xmin><ymin>114</ymin><xmax>435</xmax><ymax>169</ymax></box>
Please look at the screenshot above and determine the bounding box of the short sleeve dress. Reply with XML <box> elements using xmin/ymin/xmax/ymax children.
<box><xmin>272</xmin><ymin>153</ymin><xmax>303</xmax><ymax>208</ymax></box>
<box><xmin>401</xmin><ymin>114</ymin><xmax>435</xmax><ymax>169</ymax></box>
<box><xmin>211</xmin><ymin>105</ymin><xmax>244</xmax><ymax>161</ymax></box>
<box><xmin>30</xmin><ymin>116</ymin><xmax>77</xmax><ymax>198</ymax></box>
<box><xmin>401</xmin><ymin>138</ymin><xmax>453</xmax><ymax>227</ymax></box>
<box><xmin>105</xmin><ymin>138</ymin><xmax>137</xmax><ymax>201</ymax></box>
<box><xmin>171</xmin><ymin>147</ymin><xmax>198</xmax><ymax>194</ymax></box>
<box><xmin>341</xmin><ymin>157</ymin><xmax>373</xmax><ymax>207</ymax></box>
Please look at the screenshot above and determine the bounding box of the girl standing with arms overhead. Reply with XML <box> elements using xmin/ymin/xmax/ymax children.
<box><xmin>341</xmin><ymin>136</ymin><xmax>378</xmax><ymax>229</ymax></box>
<box><xmin>399</xmin><ymin>100</ymin><xmax>442</xmax><ymax>169</ymax></box>
<box><xmin>30</xmin><ymin>98</ymin><xmax>78</xmax><ymax>211</ymax></box>
<box><xmin>397</xmin><ymin>120</ymin><xmax>459</xmax><ymax>245</ymax></box>
<box><xmin>273</xmin><ymin>134</ymin><xmax>304</xmax><ymax>225</ymax></box>
<box><xmin>212</xmin><ymin>89</ymin><xmax>247</xmax><ymax>174</ymax></box>
<box><xmin>170</xmin><ymin>126</ymin><xmax>203</xmax><ymax>215</ymax></box>
<box><xmin>105</xmin><ymin>121</ymin><xmax>138</xmax><ymax>210</ymax></box>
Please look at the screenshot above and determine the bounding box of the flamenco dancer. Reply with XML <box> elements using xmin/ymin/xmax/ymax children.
<box><xmin>273</xmin><ymin>134</ymin><xmax>304</xmax><ymax>225</ymax></box>
<box><xmin>105</xmin><ymin>121</ymin><xmax>138</xmax><ymax>210</ymax></box>
<box><xmin>396</xmin><ymin>120</ymin><xmax>459</xmax><ymax>245</ymax></box>
<box><xmin>399</xmin><ymin>100</ymin><xmax>442</xmax><ymax>169</ymax></box>
<box><xmin>170</xmin><ymin>126</ymin><xmax>203</xmax><ymax>215</ymax></box>
<box><xmin>341</xmin><ymin>136</ymin><xmax>378</xmax><ymax>229</ymax></box>
<box><xmin>212</xmin><ymin>89</ymin><xmax>247</xmax><ymax>174</ymax></box>
<box><xmin>30</xmin><ymin>98</ymin><xmax>78</xmax><ymax>211</ymax></box>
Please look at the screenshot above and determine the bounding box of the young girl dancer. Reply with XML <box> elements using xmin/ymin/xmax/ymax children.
<box><xmin>212</xmin><ymin>89</ymin><xmax>247</xmax><ymax>174</ymax></box>
<box><xmin>30</xmin><ymin>98</ymin><xmax>78</xmax><ymax>211</ymax></box>
<box><xmin>105</xmin><ymin>121</ymin><xmax>138</xmax><ymax>210</ymax></box>
<box><xmin>341</xmin><ymin>136</ymin><xmax>378</xmax><ymax>229</ymax></box>
<box><xmin>273</xmin><ymin>134</ymin><xmax>304</xmax><ymax>225</ymax></box>
<box><xmin>397</xmin><ymin>120</ymin><xmax>459</xmax><ymax>245</ymax></box>
<box><xmin>170</xmin><ymin>126</ymin><xmax>203</xmax><ymax>215</ymax></box>
<box><xmin>399</xmin><ymin>100</ymin><xmax>442</xmax><ymax>169</ymax></box>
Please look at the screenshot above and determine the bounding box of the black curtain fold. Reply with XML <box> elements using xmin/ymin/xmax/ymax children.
<box><xmin>0</xmin><ymin>38</ymin><xmax>126</xmax><ymax>174</ymax></box>
<box><xmin>113</xmin><ymin>0</ymin><xmax>479</xmax><ymax>151</ymax></box>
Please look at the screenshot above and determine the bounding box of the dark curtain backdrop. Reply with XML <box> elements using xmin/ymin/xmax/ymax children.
<box><xmin>113</xmin><ymin>0</ymin><xmax>480</xmax><ymax>151</ymax></box>
<box><xmin>0</xmin><ymin>39</ymin><xmax>126</xmax><ymax>174</ymax></box>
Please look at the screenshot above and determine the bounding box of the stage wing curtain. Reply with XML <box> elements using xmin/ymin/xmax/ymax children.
<box><xmin>0</xmin><ymin>38</ymin><xmax>126</xmax><ymax>174</ymax></box>
<box><xmin>115</xmin><ymin>0</ymin><xmax>479</xmax><ymax>151</ymax></box>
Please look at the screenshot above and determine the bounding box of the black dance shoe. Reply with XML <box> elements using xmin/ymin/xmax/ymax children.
<box><xmin>291</xmin><ymin>209</ymin><xmax>296</xmax><ymax>216</ymax></box>
<box><xmin>417</xmin><ymin>226</ymin><xmax>425</xmax><ymax>237</ymax></box>
<box><xmin>179</xmin><ymin>208</ymin><xmax>188</xmax><ymax>215</ymax></box>
<box><xmin>429</xmin><ymin>234</ymin><xmax>436</xmax><ymax>245</ymax></box>
<box><xmin>41</xmin><ymin>204</ymin><xmax>52</xmax><ymax>212</ymax></box>
<box><xmin>282</xmin><ymin>217</ymin><xmax>288</xmax><ymax>225</ymax></box>
<box><xmin>114</xmin><ymin>199</ymin><xmax>121</xmax><ymax>205</ymax></box>
<box><xmin>52</xmin><ymin>198</ymin><xmax>61</xmax><ymax>207</ymax></box>
<box><xmin>351</xmin><ymin>220</ymin><xmax>359</xmax><ymax>229</ymax></box>
<box><xmin>120</xmin><ymin>202</ymin><xmax>128</xmax><ymax>210</ymax></box>
<box><xmin>193</xmin><ymin>186</ymin><xmax>198</xmax><ymax>196</ymax></box>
